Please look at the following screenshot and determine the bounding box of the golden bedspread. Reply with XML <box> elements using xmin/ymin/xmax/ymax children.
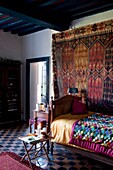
<box><xmin>51</xmin><ymin>112</ymin><xmax>94</xmax><ymax>145</ymax></box>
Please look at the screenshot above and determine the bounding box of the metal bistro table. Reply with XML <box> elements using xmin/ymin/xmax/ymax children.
<box><xmin>19</xmin><ymin>134</ymin><xmax>51</xmax><ymax>170</ymax></box>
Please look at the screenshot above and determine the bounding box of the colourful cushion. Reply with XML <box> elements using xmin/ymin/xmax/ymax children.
<box><xmin>72</xmin><ymin>96</ymin><xmax>87</xmax><ymax>115</ymax></box>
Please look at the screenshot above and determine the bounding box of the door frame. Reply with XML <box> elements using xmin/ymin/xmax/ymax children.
<box><xmin>26</xmin><ymin>56</ymin><xmax>50</xmax><ymax>121</ymax></box>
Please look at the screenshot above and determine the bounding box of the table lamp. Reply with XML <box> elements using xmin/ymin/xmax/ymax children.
<box><xmin>67</xmin><ymin>88</ymin><xmax>78</xmax><ymax>95</ymax></box>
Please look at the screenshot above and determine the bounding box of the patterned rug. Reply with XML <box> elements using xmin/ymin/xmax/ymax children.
<box><xmin>0</xmin><ymin>152</ymin><xmax>43</xmax><ymax>170</ymax></box>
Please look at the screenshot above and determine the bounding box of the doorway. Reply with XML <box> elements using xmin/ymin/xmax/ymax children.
<box><xmin>26</xmin><ymin>57</ymin><xmax>50</xmax><ymax>121</ymax></box>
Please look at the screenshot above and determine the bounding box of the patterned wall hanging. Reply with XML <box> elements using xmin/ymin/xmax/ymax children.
<box><xmin>52</xmin><ymin>19</ymin><xmax>113</xmax><ymax>114</ymax></box>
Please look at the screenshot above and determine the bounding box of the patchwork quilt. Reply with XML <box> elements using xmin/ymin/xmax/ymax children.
<box><xmin>69</xmin><ymin>113</ymin><xmax>113</xmax><ymax>157</ymax></box>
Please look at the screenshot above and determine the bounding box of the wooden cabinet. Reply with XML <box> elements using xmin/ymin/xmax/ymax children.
<box><xmin>0</xmin><ymin>59</ymin><xmax>21</xmax><ymax>124</ymax></box>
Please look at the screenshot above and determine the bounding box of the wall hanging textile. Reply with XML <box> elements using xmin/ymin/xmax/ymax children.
<box><xmin>52</xmin><ymin>19</ymin><xmax>113</xmax><ymax>114</ymax></box>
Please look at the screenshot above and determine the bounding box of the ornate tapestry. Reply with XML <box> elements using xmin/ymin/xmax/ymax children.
<box><xmin>52</xmin><ymin>19</ymin><xmax>113</xmax><ymax>114</ymax></box>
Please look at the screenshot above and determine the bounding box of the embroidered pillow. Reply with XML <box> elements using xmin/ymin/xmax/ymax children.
<box><xmin>72</xmin><ymin>96</ymin><xmax>87</xmax><ymax>115</ymax></box>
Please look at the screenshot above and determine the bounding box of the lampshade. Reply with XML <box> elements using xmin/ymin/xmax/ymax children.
<box><xmin>67</xmin><ymin>88</ymin><xmax>78</xmax><ymax>94</ymax></box>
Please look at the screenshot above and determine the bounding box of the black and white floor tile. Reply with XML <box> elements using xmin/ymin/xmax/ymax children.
<box><xmin>0</xmin><ymin>122</ymin><xmax>113</xmax><ymax>170</ymax></box>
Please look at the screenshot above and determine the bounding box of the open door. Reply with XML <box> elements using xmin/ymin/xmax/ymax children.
<box><xmin>26</xmin><ymin>57</ymin><xmax>50</xmax><ymax>121</ymax></box>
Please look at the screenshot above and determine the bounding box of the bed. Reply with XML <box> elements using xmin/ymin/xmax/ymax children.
<box><xmin>50</xmin><ymin>95</ymin><xmax>113</xmax><ymax>166</ymax></box>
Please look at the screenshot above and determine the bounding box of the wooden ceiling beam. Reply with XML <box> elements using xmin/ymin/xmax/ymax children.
<box><xmin>0</xmin><ymin>6</ymin><xmax>68</xmax><ymax>31</ymax></box>
<box><xmin>71</xmin><ymin>2</ymin><xmax>113</xmax><ymax>19</ymax></box>
<box><xmin>18</xmin><ymin>26</ymin><xmax>46</xmax><ymax>36</ymax></box>
<box><xmin>38</xmin><ymin>0</ymin><xmax>64</xmax><ymax>7</ymax></box>
<box><xmin>11</xmin><ymin>23</ymin><xmax>35</xmax><ymax>34</ymax></box>
<box><xmin>3</xmin><ymin>20</ymin><xmax>25</xmax><ymax>31</ymax></box>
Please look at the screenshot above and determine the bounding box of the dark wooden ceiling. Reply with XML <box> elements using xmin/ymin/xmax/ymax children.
<box><xmin>0</xmin><ymin>0</ymin><xmax>113</xmax><ymax>36</ymax></box>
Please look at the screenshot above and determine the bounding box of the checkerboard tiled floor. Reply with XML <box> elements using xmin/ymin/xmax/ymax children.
<box><xmin>0</xmin><ymin>122</ymin><xmax>113</xmax><ymax>170</ymax></box>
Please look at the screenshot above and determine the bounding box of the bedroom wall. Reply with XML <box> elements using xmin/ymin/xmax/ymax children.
<box><xmin>0</xmin><ymin>30</ymin><xmax>21</xmax><ymax>60</ymax></box>
<box><xmin>71</xmin><ymin>9</ymin><xmax>113</xmax><ymax>28</ymax></box>
<box><xmin>0</xmin><ymin>9</ymin><xmax>113</xmax><ymax>120</ymax></box>
<box><xmin>0</xmin><ymin>30</ymin><xmax>22</xmax><ymax>119</ymax></box>
<box><xmin>21</xmin><ymin>29</ymin><xmax>56</xmax><ymax>119</ymax></box>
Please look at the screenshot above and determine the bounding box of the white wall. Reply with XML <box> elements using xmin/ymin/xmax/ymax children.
<box><xmin>21</xmin><ymin>29</ymin><xmax>55</xmax><ymax>119</ymax></box>
<box><xmin>71</xmin><ymin>9</ymin><xmax>113</xmax><ymax>28</ymax></box>
<box><xmin>0</xmin><ymin>30</ymin><xmax>21</xmax><ymax>60</ymax></box>
<box><xmin>21</xmin><ymin>29</ymin><xmax>53</xmax><ymax>59</ymax></box>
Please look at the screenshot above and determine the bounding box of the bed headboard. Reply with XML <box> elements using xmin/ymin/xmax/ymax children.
<box><xmin>51</xmin><ymin>95</ymin><xmax>74</xmax><ymax>121</ymax></box>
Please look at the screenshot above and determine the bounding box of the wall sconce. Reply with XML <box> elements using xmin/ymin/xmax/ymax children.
<box><xmin>67</xmin><ymin>88</ymin><xmax>78</xmax><ymax>95</ymax></box>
